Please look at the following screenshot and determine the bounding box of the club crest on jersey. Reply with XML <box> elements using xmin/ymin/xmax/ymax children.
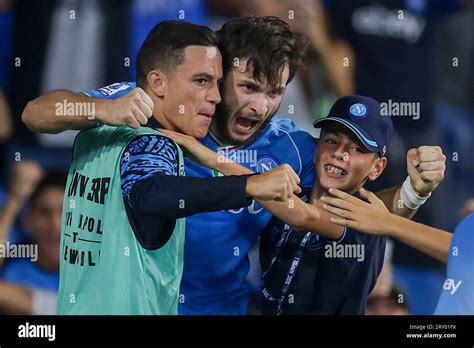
<box><xmin>256</xmin><ymin>156</ymin><xmax>280</xmax><ymax>173</ymax></box>
<box><xmin>306</xmin><ymin>233</ymin><xmax>323</xmax><ymax>251</ymax></box>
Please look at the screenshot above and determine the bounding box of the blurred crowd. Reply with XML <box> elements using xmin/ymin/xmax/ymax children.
<box><xmin>0</xmin><ymin>0</ymin><xmax>473</xmax><ymax>315</ymax></box>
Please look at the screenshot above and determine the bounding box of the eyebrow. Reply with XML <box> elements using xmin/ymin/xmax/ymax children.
<box><xmin>192</xmin><ymin>73</ymin><xmax>219</xmax><ymax>80</ymax></box>
<box><xmin>322</xmin><ymin>130</ymin><xmax>337</xmax><ymax>137</ymax></box>
<box><xmin>240</xmin><ymin>79</ymin><xmax>261</xmax><ymax>90</ymax></box>
<box><xmin>240</xmin><ymin>79</ymin><xmax>286</xmax><ymax>93</ymax></box>
<box><xmin>272</xmin><ymin>86</ymin><xmax>286</xmax><ymax>94</ymax></box>
<box><xmin>324</xmin><ymin>130</ymin><xmax>369</xmax><ymax>150</ymax></box>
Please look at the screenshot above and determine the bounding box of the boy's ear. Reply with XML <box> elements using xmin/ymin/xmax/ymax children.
<box><xmin>147</xmin><ymin>69</ymin><xmax>167</xmax><ymax>97</ymax></box>
<box><xmin>368</xmin><ymin>156</ymin><xmax>388</xmax><ymax>181</ymax></box>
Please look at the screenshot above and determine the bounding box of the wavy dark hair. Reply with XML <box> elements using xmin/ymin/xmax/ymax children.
<box><xmin>217</xmin><ymin>16</ymin><xmax>309</xmax><ymax>88</ymax></box>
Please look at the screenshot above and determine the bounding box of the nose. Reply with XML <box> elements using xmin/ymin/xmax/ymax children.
<box><xmin>333</xmin><ymin>144</ymin><xmax>348</xmax><ymax>162</ymax></box>
<box><xmin>249</xmin><ymin>94</ymin><xmax>268</xmax><ymax>117</ymax></box>
<box><xmin>207</xmin><ymin>81</ymin><xmax>221</xmax><ymax>104</ymax></box>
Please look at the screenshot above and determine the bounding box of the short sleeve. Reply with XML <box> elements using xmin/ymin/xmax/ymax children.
<box><xmin>82</xmin><ymin>82</ymin><xmax>137</xmax><ymax>99</ymax></box>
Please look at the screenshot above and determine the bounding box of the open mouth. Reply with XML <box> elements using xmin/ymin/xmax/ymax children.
<box><xmin>233</xmin><ymin>117</ymin><xmax>260</xmax><ymax>135</ymax></box>
<box><xmin>324</xmin><ymin>164</ymin><xmax>348</xmax><ymax>178</ymax></box>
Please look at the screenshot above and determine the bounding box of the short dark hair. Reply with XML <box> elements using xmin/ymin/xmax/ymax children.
<box><xmin>136</xmin><ymin>20</ymin><xmax>220</xmax><ymax>87</ymax></box>
<box><xmin>217</xmin><ymin>16</ymin><xmax>309</xmax><ymax>88</ymax></box>
<box><xmin>30</xmin><ymin>170</ymin><xmax>67</xmax><ymax>207</ymax></box>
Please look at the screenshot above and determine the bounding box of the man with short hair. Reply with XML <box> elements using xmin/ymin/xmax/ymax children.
<box><xmin>23</xmin><ymin>17</ymin><xmax>312</xmax><ymax>315</ymax></box>
<box><xmin>23</xmin><ymin>17</ymin><xmax>445</xmax><ymax>315</ymax></box>
<box><xmin>35</xmin><ymin>20</ymin><xmax>299</xmax><ymax>315</ymax></box>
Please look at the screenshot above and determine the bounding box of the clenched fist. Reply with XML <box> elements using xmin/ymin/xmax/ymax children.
<box><xmin>246</xmin><ymin>164</ymin><xmax>301</xmax><ymax>202</ymax></box>
<box><xmin>407</xmin><ymin>146</ymin><xmax>446</xmax><ymax>197</ymax></box>
<box><xmin>96</xmin><ymin>88</ymin><xmax>154</xmax><ymax>128</ymax></box>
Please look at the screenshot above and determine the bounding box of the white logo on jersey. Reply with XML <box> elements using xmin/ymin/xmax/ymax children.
<box><xmin>256</xmin><ymin>156</ymin><xmax>279</xmax><ymax>173</ymax></box>
<box><xmin>229</xmin><ymin>199</ymin><xmax>264</xmax><ymax>215</ymax></box>
<box><xmin>229</xmin><ymin>156</ymin><xmax>280</xmax><ymax>215</ymax></box>
<box><xmin>98</xmin><ymin>83</ymin><xmax>130</xmax><ymax>97</ymax></box>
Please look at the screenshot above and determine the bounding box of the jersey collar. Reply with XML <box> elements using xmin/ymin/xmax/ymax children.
<box><xmin>208</xmin><ymin>129</ymin><xmax>240</xmax><ymax>150</ymax></box>
<box><xmin>146</xmin><ymin>116</ymin><xmax>165</xmax><ymax>130</ymax></box>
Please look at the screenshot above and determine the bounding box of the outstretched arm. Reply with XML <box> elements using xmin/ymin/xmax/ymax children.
<box><xmin>322</xmin><ymin>188</ymin><xmax>451</xmax><ymax>263</ymax></box>
<box><xmin>161</xmin><ymin>129</ymin><xmax>344</xmax><ymax>239</ymax></box>
<box><xmin>22</xmin><ymin>87</ymin><xmax>153</xmax><ymax>133</ymax></box>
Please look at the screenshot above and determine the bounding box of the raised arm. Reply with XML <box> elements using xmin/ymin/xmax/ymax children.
<box><xmin>287</xmin><ymin>0</ymin><xmax>355</xmax><ymax>96</ymax></box>
<box><xmin>375</xmin><ymin>146</ymin><xmax>446</xmax><ymax>219</ymax></box>
<box><xmin>22</xmin><ymin>90</ymin><xmax>99</xmax><ymax>133</ymax></box>
<box><xmin>0</xmin><ymin>162</ymin><xmax>43</xmax><ymax>268</ymax></box>
<box><xmin>22</xmin><ymin>87</ymin><xmax>153</xmax><ymax>134</ymax></box>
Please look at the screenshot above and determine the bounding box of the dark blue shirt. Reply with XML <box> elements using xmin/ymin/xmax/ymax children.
<box><xmin>260</xmin><ymin>189</ymin><xmax>386</xmax><ymax>315</ymax></box>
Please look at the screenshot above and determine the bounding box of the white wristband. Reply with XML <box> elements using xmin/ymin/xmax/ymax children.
<box><xmin>400</xmin><ymin>176</ymin><xmax>431</xmax><ymax>210</ymax></box>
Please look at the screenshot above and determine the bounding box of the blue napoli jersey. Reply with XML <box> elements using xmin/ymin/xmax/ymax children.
<box><xmin>435</xmin><ymin>213</ymin><xmax>474</xmax><ymax>315</ymax></box>
<box><xmin>181</xmin><ymin>118</ymin><xmax>316</xmax><ymax>315</ymax></box>
<box><xmin>83</xmin><ymin>82</ymin><xmax>317</xmax><ymax>315</ymax></box>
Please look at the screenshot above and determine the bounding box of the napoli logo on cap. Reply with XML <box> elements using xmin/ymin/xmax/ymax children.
<box><xmin>349</xmin><ymin>103</ymin><xmax>368</xmax><ymax>118</ymax></box>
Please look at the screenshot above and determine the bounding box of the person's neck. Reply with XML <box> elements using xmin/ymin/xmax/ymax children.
<box><xmin>146</xmin><ymin>89</ymin><xmax>177</xmax><ymax>131</ymax></box>
<box><xmin>152</xmin><ymin>113</ymin><xmax>175</xmax><ymax>131</ymax></box>
<box><xmin>209</xmin><ymin>121</ymin><xmax>233</xmax><ymax>145</ymax></box>
<box><xmin>310</xmin><ymin>183</ymin><xmax>326</xmax><ymax>205</ymax></box>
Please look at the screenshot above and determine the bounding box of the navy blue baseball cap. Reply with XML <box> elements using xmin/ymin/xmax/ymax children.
<box><xmin>313</xmin><ymin>95</ymin><xmax>393</xmax><ymax>156</ymax></box>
